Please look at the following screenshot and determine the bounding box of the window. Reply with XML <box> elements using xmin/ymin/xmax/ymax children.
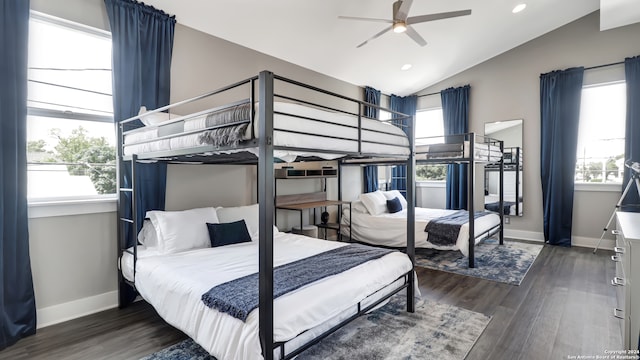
<box><xmin>415</xmin><ymin>108</ymin><xmax>447</xmax><ymax>181</ymax></box>
<box><xmin>575</xmin><ymin>82</ymin><xmax>626</xmax><ymax>184</ymax></box>
<box><xmin>27</xmin><ymin>13</ymin><xmax>115</xmax><ymax>202</ymax></box>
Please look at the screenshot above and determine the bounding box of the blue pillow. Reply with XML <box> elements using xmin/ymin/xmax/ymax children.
<box><xmin>386</xmin><ymin>197</ymin><xmax>403</xmax><ymax>213</ymax></box>
<box><xmin>207</xmin><ymin>219</ymin><xmax>252</xmax><ymax>247</ymax></box>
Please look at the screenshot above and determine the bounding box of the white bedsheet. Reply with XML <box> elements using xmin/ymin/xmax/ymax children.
<box><xmin>341</xmin><ymin>207</ymin><xmax>500</xmax><ymax>256</ymax></box>
<box><xmin>120</xmin><ymin>232</ymin><xmax>412</xmax><ymax>360</ymax></box>
<box><xmin>123</xmin><ymin>102</ymin><xmax>410</xmax><ymax>160</ymax></box>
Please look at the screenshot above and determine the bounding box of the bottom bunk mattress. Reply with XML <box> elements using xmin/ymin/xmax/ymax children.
<box><xmin>341</xmin><ymin>207</ymin><xmax>500</xmax><ymax>256</ymax></box>
<box><xmin>120</xmin><ymin>232</ymin><xmax>412</xmax><ymax>360</ymax></box>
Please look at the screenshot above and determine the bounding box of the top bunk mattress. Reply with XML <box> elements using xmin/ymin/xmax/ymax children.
<box><xmin>123</xmin><ymin>101</ymin><xmax>410</xmax><ymax>161</ymax></box>
<box><xmin>415</xmin><ymin>140</ymin><xmax>502</xmax><ymax>162</ymax></box>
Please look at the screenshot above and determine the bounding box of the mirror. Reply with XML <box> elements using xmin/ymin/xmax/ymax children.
<box><xmin>484</xmin><ymin>119</ymin><xmax>523</xmax><ymax>216</ymax></box>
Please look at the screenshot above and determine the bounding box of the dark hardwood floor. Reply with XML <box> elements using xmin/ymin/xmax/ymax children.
<box><xmin>0</xmin><ymin>244</ymin><xmax>621</xmax><ymax>360</ymax></box>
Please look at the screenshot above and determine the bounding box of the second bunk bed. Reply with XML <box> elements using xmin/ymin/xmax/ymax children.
<box><xmin>414</xmin><ymin>133</ymin><xmax>505</xmax><ymax>267</ymax></box>
<box><xmin>116</xmin><ymin>71</ymin><xmax>416</xmax><ymax>360</ymax></box>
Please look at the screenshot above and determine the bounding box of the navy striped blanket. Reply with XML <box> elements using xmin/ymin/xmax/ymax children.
<box><xmin>201</xmin><ymin>243</ymin><xmax>395</xmax><ymax>321</ymax></box>
<box><xmin>425</xmin><ymin>210</ymin><xmax>490</xmax><ymax>246</ymax></box>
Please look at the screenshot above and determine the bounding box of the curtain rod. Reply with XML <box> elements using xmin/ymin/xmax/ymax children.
<box><xmin>584</xmin><ymin>60</ymin><xmax>624</xmax><ymax>71</ymax></box>
<box><xmin>411</xmin><ymin>61</ymin><xmax>624</xmax><ymax>98</ymax></box>
<box><xmin>417</xmin><ymin>91</ymin><xmax>440</xmax><ymax>98</ymax></box>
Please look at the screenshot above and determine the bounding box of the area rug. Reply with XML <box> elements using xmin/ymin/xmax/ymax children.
<box><xmin>414</xmin><ymin>240</ymin><xmax>543</xmax><ymax>285</ymax></box>
<box><xmin>140</xmin><ymin>294</ymin><xmax>491</xmax><ymax>360</ymax></box>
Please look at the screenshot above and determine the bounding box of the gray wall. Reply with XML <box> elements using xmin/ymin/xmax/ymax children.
<box><xmin>28</xmin><ymin>0</ymin><xmax>363</xmax><ymax>326</ymax></box>
<box><xmin>416</xmin><ymin>11</ymin><xmax>640</xmax><ymax>244</ymax></box>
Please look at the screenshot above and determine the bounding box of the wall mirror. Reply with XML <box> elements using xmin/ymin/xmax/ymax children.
<box><xmin>484</xmin><ymin>119</ymin><xmax>523</xmax><ymax>216</ymax></box>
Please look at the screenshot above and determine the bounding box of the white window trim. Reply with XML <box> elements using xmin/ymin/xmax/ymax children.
<box><xmin>574</xmin><ymin>182</ymin><xmax>623</xmax><ymax>192</ymax></box>
<box><xmin>28</xmin><ymin>196</ymin><xmax>117</xmax><ymax>218</ymax></box>
<box><xmin>27</xmin><ymin>12</ymin><xmax>115</xmax><ymax>214</ymax></box>
<box><xmin>416</xmin><ymin>180</ymin><xmax>446</xmax><ymax>188</ymax></box>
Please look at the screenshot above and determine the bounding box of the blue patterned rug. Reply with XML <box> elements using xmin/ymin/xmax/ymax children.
<box><xmin>414</xmin><ymin>240</ymin><xmax>543</xmax><ymax>285</ymax></box>
<box><xmin>140</xmin><ymin>294</ymin><xmax>491</xmax><ymax>360</ymax></box>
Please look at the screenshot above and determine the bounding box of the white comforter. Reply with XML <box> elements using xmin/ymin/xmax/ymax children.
<box><xmin>342</xmin><ymin>207</ymin><xmax>500</xmax><ymax>256</ymax></box>
<box><xmin>121</xmin><ymin>232</ymin><xmax>412</xmax><ymax>360</ymax></box>
<box><xmin>123</xmin><ymin>102</ymin><xmax>410</xmax><ymax>161</ymax></box>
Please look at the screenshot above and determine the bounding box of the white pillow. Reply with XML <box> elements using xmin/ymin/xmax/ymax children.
<box><xmin>137</xmin><ymin>219</ymin><xmax>158</xmax><ymax>248</ymax></box>
<box><xmin>216</xmin><ymin>204</ymin><xmax>259</xmax><ymax>239</ymax></box>
<box><xmin>382</xmin><ymin>190</ymin><xmax>408</xmax><ymax>210</ymax></box>
<box><xmin>146</xmin><ymin>207</ymin><xmax>219</xmax><ymax>254</ymax></box>
<box><xmin>359</xmin><ymin>190</ymin><xmax>388</xmax><ymax>215</ymax></box>
<box><xmin>138</xmin><ymin>106</ymin><xmax>172</xmax><ymax>126</ymax></box>
<box><xmin>350</xmin><ymin>200</ymin><xmax>368</xmax><ymax>214</ymax></box>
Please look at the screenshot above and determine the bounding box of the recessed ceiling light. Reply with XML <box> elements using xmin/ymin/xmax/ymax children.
<box><xmin>512</xmin><ymin>4</ymin><xmax>527</xmax><ymax>13</ymax></box>
<box><xmin>401</xmin><ymin>64</ymin><xmax>412</xmax><ymax>71</ymax></box>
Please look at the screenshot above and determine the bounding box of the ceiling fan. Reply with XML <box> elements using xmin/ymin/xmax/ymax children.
<box><xmin>339</xmin><ymin>0</ymin><xmax>471</xmax><ymax>48</ymax></box>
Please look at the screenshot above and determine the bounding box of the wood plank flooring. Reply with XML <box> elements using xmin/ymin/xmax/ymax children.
<box><xmin>0</xmin><ymin>244</ymin><xmax>621</xmax><ymax>360</ymax></box>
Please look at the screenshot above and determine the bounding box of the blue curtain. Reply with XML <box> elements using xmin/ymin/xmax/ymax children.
<box><xmin>540</xmin><ymin>67</ymin><xmax>584</xmax><ymax>246</ymax></box>
<box><xmin>623</xmin><ymin>56</ymin><xmax>640</xmax><ymax>212</ymax></box>
<box><xmin>441</xmin><ymin>85</ymin><xmax>470</xmax><ymax>210</ymax></box>
<box><xmin>0</xmin><ymin>0</ymin><xmax>37</xmax><ymax>349</ymax></box>
<box><xmin>389</xmin><ymin>94</ymin><xmax>417</xmax><ymax>198</ymax></box>
<box><xmin>363</xmin><ymin>86</ymin><xmax>380</xmax><ymax>192</ymax></box>
<box><xmin>105</xmin><ymin>0</ymin><xmax>175</xmax><ymax>306</ymax></box>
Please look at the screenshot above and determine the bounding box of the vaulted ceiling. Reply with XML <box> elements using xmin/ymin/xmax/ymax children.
<box><xmin>145</xmin><ymin>0</ymin><xmax>640</xmax><ymax>96</ymax></box>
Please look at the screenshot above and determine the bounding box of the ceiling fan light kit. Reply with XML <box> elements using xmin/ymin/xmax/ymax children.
<box><xmin>393</xmin><ymin>21</ymin><xmax>407</xmax><ymax>33</ymax></box>
<box><xmin>339</xmin><ymin>0</ymin><xmax>472</xmax><ymax>48</ymax></box>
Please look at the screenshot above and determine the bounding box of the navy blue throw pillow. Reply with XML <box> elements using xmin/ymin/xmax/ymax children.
<box><xmin>207</xmin><ymin>219</ymin><xmax>252</xmax><ymax>247</ymax></box>
<box><xmin>386</xmin><ymin>197</ymin><xmax>402</xmax><ymax>213</ymax></box>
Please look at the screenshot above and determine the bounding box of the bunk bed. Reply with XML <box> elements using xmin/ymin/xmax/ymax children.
<box><xmin>340</xmin><ymin>134</ymin><xmax>503</xmax><ymax>268</ymax></box>
<box><xmin>414</xmin><ymin>133</ymin><xmax>504</xmax><ymax>268</ymax></box>
<box><xmin>485</xmin><ymin>146</ymin><xmax>522</xmax><ymax>215</ymax></box>
<box><xmin>116</xmin><ymin>71</ymin><xmax>416</xmax><ymax>360</ymax></box>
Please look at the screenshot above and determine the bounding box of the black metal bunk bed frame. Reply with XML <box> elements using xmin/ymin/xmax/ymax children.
<box><xmin>116</xmin><ymin>70</ymin><xmax>416</xmax><ymax>360</ymax></box>
<box><xmin>485</xmin><ymin>146</ymin><xmax>521</xmax><ymax>216</ymax></box>
<box><xmin>415</xmin><ymin>133</ymin><xmax>505</xmax><ymax>268</ymax></box>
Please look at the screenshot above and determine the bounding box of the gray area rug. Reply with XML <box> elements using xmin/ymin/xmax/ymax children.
<box><xmin>415</xmin><ymin>239</ymin><xmax>543</xmax><ymax>285</ymax></box>
<box><xmin>140</xmin><ymin>294</ymin><xmax>491</xmax><ymax>360</ymax></box>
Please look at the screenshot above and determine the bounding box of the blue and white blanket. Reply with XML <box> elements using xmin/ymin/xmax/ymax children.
<box><xmin>425</xmin><ymin>210</ymin><xmax>490</xmax><ymax>246</ymax></box>
<box><xmin>201</xmin><ymin>243</ymin><xmax>395</xmax><ymax>321</ymax></box>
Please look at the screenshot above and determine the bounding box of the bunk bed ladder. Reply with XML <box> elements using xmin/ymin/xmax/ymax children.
<box><xmin>117</xmin><ymin>153</ymin><xmax>138</xmax><ymax>308</ymax></box>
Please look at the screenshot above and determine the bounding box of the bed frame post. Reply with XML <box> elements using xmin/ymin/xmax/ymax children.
<box><xmin>468</xmin><ymin>133</ymin><xmax>475</xmax><ymax>268</ymax></box>
<box><xmin>258</xmin><ymin>70</ymin><xmax>275</xmax><ymax>360</ymax></box>
<box><xmin>406</xmin><ymin>114</ymin><xmax>416</xmax><ymax>313</ymax></box>
<box><xmin>499</xmin><ymin>141</ymin><xmax>505</xmax><ymax>245</ymax></box>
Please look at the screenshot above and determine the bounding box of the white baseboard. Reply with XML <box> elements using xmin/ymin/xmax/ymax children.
<box><xmin>37</xmin><ymin>290</ymin><xmax>118</xmax><ymax>329</ymax></box>
<box><xmin>503</xmin><ymin>229</ymin><xmax>615</xmax><ymax>251</ymax></box>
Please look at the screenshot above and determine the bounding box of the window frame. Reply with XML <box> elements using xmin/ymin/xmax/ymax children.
<box><xmin>27</xmin><ymin>12</ymin><xmax>117</xmax><ymax>213</ymax></box>
<box><xmin>574</xmin><ymin>81</ymin><xmax>626</xmax><ymax>190</ymax></box>
<box><xmin>415</xmin><ymin>107</ymin><xmax>447</xmax><ymax>184</ymax></box>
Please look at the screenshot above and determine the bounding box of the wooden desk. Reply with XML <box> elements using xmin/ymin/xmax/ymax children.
<box><xmin>276</xmin><ymin>200</ymin><xmax>351</xmax><ymax>241</ymax></box>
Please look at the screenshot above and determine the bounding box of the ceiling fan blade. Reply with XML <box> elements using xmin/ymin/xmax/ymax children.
<box><xmin>356</xmin><ymin>26</ymin><xmax>392</xmax><ymax>48</ymax></box>
<box><xmin>407</xmin><ymin>9</ymin><xmax>472</xmax><ymax>25</ymax></box>
<box><xmin>405</xmin><ymin>25</ymin><xmax>427</xmax><ymax>47</ymax></box>
<box><xmin>395</xmin><ymin>0</ymin><xmax>413</xmax><ymax>21</ymax></box>
<box><xmin>338</xmin><ymin>16</ymin><xmax>392</xmax><ymax>24</ymax></box>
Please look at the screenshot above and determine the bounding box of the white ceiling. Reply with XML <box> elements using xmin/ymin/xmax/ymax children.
<box><xmin>144</xmin><ymin>0</ymin><xmax>638</xmax><ymax>96</ymax></box>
